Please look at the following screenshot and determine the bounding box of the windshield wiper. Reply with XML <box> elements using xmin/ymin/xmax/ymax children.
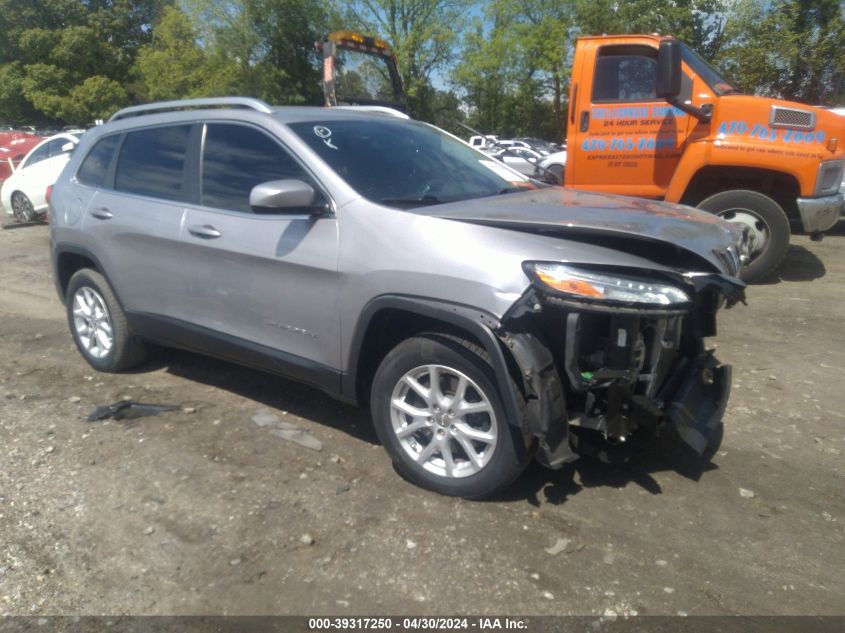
<box><xmin>380</xmin><ymin>194</ymin><xmax>442</xmax><ymax>207</ymax></box>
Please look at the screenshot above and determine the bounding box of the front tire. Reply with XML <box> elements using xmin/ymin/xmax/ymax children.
<box><xmin>66</xmin><ymin>269</ymin><xmax>147</xmax><ymax>372</ymax></box>
<box><xmin>370</xmin><ymin>333</ymin><xmax>531</xmax><ymax>498</ymax></box>
<box><xmin>697</xmin><ymin>189</ymin><xmax>790</xmax><ymax>282</ymax></box>
<box><xmin>11</xmin><ymin>191</ymin><xmax>36</xmax><ymax>223</ymax></box>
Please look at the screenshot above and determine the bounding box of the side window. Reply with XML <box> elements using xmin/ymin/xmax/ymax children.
<box><xmin>77</xmin><ymin>136</ymin><xmax>119</xmax><ymax>187</ymax></box>
<box><xmin>22</xmin><ymin>144</ymin><xmax>49</xmax><ymax>169</ymax></box>
<box><xmin>593</xmin><ymin>45</ymin><xmax>692</xmax><ymax>103</ymax></box>
<box><xmin>115</xmin><ymin>125</ymin><xmax>192</xmax><ymax>201</ymax></box>
<box><xmin>202</xmin><ymin>123</ymin><xmax>316</xmax><ymax>214</ymax></box>
<box><xmin>46</xmin><ymin>138</ymin><xmax>72</xmax><ymax>157</ymax></box>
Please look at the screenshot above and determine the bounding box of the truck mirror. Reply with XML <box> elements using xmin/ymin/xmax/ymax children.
<box><xmin>656</xmin><ymin>40</ymin><xmax>682</xmax><ymax>100</ymax></box>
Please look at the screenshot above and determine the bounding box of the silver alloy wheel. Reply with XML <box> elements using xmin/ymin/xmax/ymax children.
<box><xmin>389</xmin><ymin>364</ymin><xmax>498</xmax><ymax>479</ymax></box>
<box><xmin>11</xmin><ymin>192</ymin><xmax>35</xmax><ymax>223</ymax></box>
<box><xmin>72</xmin><ymin>286</ymin><xmax>114</xmax><ymax>359</ymax></box>
<box><xmin>716</xmin><ymin>208</ymin><xmax>769</xmax><ymax>260</ymax></box>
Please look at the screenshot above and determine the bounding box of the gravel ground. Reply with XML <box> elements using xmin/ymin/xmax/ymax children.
<box><xmin>0</xmin><ymin>222</ymin><xmax>843</xmax><ymax>616</ymax></box>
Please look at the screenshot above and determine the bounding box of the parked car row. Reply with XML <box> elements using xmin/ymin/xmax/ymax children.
<box><xmin>49</xmin><ymin>97</ymin><xmax>745</xmax><ymax>498</ymax></box>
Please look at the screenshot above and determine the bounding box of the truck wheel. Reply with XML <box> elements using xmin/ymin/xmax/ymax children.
<box><xmin>697</xmin><ymin>189</ymin><xmax>790</xmax><ymax>282</ymax></box>
<box><xmin>66</xmin><ymin>269</ymin><xmax>147</xmax><ymax>372</ymax></box>
<box><xmin>370</xmin><ymin>333</ymin><xmax>532</xmax><ymax>499</ymax></box>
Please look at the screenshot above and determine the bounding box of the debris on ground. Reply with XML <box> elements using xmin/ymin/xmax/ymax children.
<box><xmin>252</xmin><ymin>408</ymin><xmax>322</xmax><ymax>451</ymax></box>
<box><xmin>739</xmin><ymin>488</ymin><xmax>756</xmax><ymax>499</ymax></box>
<box><xmin>87</xmin><ymin>401</ymin><xmax>178</xmax><ymax>423</ymax></box>
<box><xmin>544</xmin><ymin>537</ymin><xmax>571</xmax><ymax>556</ymax></box>
<box><xmin>270</xmin><ymin>428</ymin><xmax>323</xmax><ymax>452</ymax></box>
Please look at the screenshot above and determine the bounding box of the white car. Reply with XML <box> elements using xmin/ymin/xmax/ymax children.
<box><xmin>537</xmin><ymin>149</ymin><xmax>567</xmax><ymax>184</ymax></box>
<box><xmin>486</xmin><ymin>147</ymin><xmax>544</xmax><ymax>177</ymax></box>
<box><xmin>1</xmin><ymin>133</ymin><xmax>81</xmax><ymax>222</ymax></box>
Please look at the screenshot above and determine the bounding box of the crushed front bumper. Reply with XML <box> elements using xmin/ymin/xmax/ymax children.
<box><xmin>796</xmin><ymin>193</ymin><xmax>842</xmax><ymax>233</ymax></box>
<box><xmin>664</xmin><ymin>354</ymin><xmax>731</xmax><ymax>454</ymax></box>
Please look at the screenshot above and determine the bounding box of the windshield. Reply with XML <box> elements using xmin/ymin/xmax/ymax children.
<box><xmin>289</xmin><ymin>118</ymin><xmax>528</xmax><ymax>207</ymax></box>
<box><xmin>681</xmin><ymin>43</ymin><xmax>738</xmax><ymax>96</ymax></box>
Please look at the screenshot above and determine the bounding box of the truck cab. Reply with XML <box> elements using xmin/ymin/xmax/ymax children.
<box><xmin>566</xmin><ymin>34</ymin><xmax>845</xmax><ymax>281</ymax></box>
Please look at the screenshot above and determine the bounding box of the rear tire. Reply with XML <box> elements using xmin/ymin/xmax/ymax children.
<box><xmin>11</xmin><ymin>191</ymin><xmax>35</xmax><ymax>223</ymax></box>
<box><xmin>370</xmin><ymin>333</ymin><xmax>532</xmax><ymax>498</ymax></box>
<box><xmin>697</xmin><ymin>189</ymin><xmax>790</xmax><ymax>282</ymax></box>
<box><xmin>66</xmin><ymin>269</ymin><xmax>147</xmax><ymax>372</ymax></box>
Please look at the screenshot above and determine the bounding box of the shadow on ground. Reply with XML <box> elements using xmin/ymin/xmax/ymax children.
<box><xmin>492</xmin><ymin>429</ymin><xmax>719</xmax><ymax>507</ymax></box>
<box><xmin>756</xmin><ymin>244</ymin><xmax>826</xmax><ymax>284</ymax></box>
<box><xmin>135</xmin><ymin>346</ymin><xmax>379</xmax><ymax>445</ymax></box>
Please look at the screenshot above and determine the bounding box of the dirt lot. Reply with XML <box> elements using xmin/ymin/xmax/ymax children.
<box><xmin>0</xmin><ymin>221</ymin><xmax>843</xmax><ymax>617</ymax></box>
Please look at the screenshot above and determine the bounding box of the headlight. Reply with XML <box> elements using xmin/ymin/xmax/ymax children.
<box><xmin>525</xmin><ymin>263</ymin><xmax>691</xmax><ymax>306</ymax></box>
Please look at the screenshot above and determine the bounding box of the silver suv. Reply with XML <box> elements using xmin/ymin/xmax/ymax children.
<box><xmin>50</xmin><ymin>97</ymin><xmax>746</xmax><ymax>498</ymax></box>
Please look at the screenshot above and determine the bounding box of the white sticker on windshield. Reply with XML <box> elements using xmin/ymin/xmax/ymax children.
<box><xmin>313</xmin><ymin>125</ymin><xmax>338</xmax><ymax>150</ymax></box>
<box><xmin>478</xmin><ymin>159</ymin><xmax>528</xmax><ymax>181</ymax></box>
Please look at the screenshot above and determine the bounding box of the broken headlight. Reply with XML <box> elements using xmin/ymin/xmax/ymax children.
<box><xmin>524</xmin><ymin>263</ymin><xmax>691</xmax><ymax>307</ymax></box>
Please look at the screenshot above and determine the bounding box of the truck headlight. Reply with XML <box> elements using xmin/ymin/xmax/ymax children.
<box><xmin>524</xmin><ymin>263</ymin><xmax>691</xmax><ymax>306</ymax></box>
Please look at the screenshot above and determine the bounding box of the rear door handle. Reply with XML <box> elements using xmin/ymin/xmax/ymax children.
<box><xmin>90</xmin><ymin>207</ymin><xmax>113</xmax><ymax>220</ymax></box>
<box><xmin>579</xmin><ymin>110</ymin><xmax>590</xmax><ymax>132</ymax></box>
<box><xmin>188</xmin><ymin>224</ymin><xmax>222</xmax><ymax>239</ymax></box>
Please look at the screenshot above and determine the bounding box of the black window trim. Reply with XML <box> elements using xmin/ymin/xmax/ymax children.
<box><xmin>194</xmin><ymin>119</ymin><xmax>336</xmax><ymax>217</ymax></box>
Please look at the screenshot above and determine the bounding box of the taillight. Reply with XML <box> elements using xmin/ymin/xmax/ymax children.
<box><xmin>45</xmin><ymin>185</ymin><xmax>52</xmax><ymax>223</ymax></box>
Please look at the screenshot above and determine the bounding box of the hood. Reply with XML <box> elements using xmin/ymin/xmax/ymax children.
<box><xmin>417</xmin><ymin>188</ymin><xmax>743</xmax><ymax>275</ymax></box>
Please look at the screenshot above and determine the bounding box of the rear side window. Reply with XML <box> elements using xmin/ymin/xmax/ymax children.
<box><xmin>201</xmin><ymin>123</ymin><xmax>313</xmax><ymax>213</ymax></box>
<box><xmin>22</xmin><ymin>144</ymin><xmax>49</xmax><ymax>169</ymax></box>
<box><xmin>115</xmin><ymin>125</ymin><xmax>192</xmax><ymax>201</ymax></box>
<box><xmin>77</xmin><ymin>136</ymin><xmax>118</xmax><ymax>187</ymax></box>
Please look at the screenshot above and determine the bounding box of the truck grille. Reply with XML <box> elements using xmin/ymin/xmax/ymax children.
<box><xmin>770</xmin><ymin>106</ymin><xmax>816</xmax><ymax>130</ymax></box>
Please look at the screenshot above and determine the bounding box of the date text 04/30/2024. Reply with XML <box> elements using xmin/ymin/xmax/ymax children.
<box><xmin>308</xmin><ymin>617</ymin><xmax>528</xmax><ymax>630</ymax></box>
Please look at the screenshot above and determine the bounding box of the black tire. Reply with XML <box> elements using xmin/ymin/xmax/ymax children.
<box><xmin>548</xmin><ymin>163</ymin><xmax>565</xmax><ymax>185</ymax></box>
<box><xmin>11</xmin><ymin>191</ymin><xmax>36</xmax><ymax>223</ymax></box>
<box><xmin>65</xmin><ymin>268</ymin><xmax>147</xmax><ymax>372</ymax></box>
<box><xmin>697</xmin><ymin>189</ymin><xmax>790</xmax><ymax>282</ymax></box>
<box><xmin>370</xmin><ymin>333</ymin><xmax>532</xmax><ymax>499</ymax></box>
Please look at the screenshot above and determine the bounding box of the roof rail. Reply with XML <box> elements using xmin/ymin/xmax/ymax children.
<box><xmin>109</xmin><ymin>97</ymin><xmax>273</xmax><ymax>122</ymax></box>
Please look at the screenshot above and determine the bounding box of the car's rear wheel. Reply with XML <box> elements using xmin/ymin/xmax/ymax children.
<box><xmin>66</xmin><ymin>269</ymin><xmax>147</xmax><ymax>372</ymax></box>
<box><xmin>697</xmin><ymin>189</ymin><xmax>790</xmax><ymax>282</ymax></box>
<box><xmin>370</xmin><ymin>333</ymin><xmax>532</xmax><ymax>498</ymax></box>
<box><xmin>11</xmin><ymin>191</ymin><xmax>36</xmax><ymax>223</ymax></box>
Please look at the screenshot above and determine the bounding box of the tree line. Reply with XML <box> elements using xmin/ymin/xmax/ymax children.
<box><xmin>1</xmin><ymin>0</ymin><xmax>843</xmax><ymax>141</ymax></box>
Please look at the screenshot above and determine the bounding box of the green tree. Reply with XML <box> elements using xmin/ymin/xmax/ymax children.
<box><xmin>717</xmin><ymin>0</ymin><xmax>845</xmax><ymax>104</ymax></box>
<box><xmin>135</xmin><ymin>6</ymin><xmax>237</xmax><ymax>101</ymax></box>
<box><xmin>338</xmin><ymin>0</ymin><xmax>465</xmax><ymax>118</ymax></box>
<box><xmin>182</xmin><ymin>0</ymin><xmax>329</xmax><ymax>104</ymax></box>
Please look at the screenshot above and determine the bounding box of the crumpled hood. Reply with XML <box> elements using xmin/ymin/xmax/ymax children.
<box><xmin>418</xmin><ymin>187</ymin><xmax>743</xmax><ymax>275</ymax></box>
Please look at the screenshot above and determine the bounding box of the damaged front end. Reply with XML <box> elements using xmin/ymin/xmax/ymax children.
<box><xmin>497</xmin><ymin>263</ymin><xmax>745</xmax><ymax>468</ymax></box>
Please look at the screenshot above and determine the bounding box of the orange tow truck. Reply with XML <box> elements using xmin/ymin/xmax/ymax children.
<box><xmin>565</xmin><ymin>35</ymin><xmax>844</xmax><ymax>281</ymax></box>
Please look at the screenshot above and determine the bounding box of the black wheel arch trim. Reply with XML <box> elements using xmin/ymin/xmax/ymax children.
<box><xmin>52</xmin><ymin>242</ymin><xmax>125</xmax><ymax>309</ymax></box>
<box><xmin>342</xmin><ymin>294</ymin><xmax>525</xmax><ymax>428</ymax></box>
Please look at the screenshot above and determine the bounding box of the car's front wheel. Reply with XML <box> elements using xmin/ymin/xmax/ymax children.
<box><xmin>66</xmin><ymin>269</ymin><xmax>147</xmax><ymax>372</ymax></box>
<box><xmin>370</xmin><ymin>333</ymin><xmax>532</xmax><ymax>498</ymax></box>
<box><xmin>11</xmin><ymin>191</ymin><xmax>36</xmax><ymax>223</ymax></box>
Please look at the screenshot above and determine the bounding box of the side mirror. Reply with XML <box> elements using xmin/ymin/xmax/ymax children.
<box><xmin>249</xmin><ymin>179</ymin><xmax>319</xmax><ymax>213</ymax></box>
<box><xmin>61</xmin><ymin>142</ymin><xmax>74</xmax><ymax>153</ymax></box>
<box><xmin>656</xmin><ymin>40</ymin><xmax>682</xmax><ymax>100</ymax></box>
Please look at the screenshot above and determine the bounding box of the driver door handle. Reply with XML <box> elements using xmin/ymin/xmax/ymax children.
<box><xmin>188</xmin><ymin>224</ymin><xmax>222</xmax><ymax>239</ymax></box>
<box><xmin>579</xmin><ymin>110</ymin><xmax>590</xmax><ymax>132</ymax></box>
